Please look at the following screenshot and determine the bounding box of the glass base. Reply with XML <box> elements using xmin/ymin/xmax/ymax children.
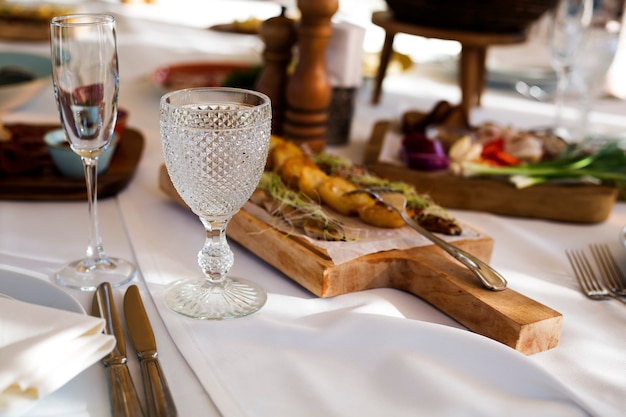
<box><xmin>164</xmin><ymin>277</ymin><xmax>267</xmax><ymax>320</ymax></box>
<box><xmin>55</xmin><ymin>257</ymin><xmax>137</xmax><ymax>291</ymax></box>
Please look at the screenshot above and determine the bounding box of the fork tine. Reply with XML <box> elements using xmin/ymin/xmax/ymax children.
<box><xmin>590</xmin><ymin>243</ymin><xmax>626</xmax><ymax>296</ymax></box>
<box><xmin>578</xmin><ymin>249</ymin><xmax>603</xmax><ymax>292</ymax></box>
<box><xmin>567</xmin><ymin>248</ymin><xmax>626</xmax><ymax>305</ymax></box>
<box><xmin>566</xmin><ymin>249</ymin><xmax>594</xmax><ymax>295</ymax></box>
<box><xmin>590</xmin><ymin>244</ymin><xmax>614</xmax><ymax>289</ymax></box>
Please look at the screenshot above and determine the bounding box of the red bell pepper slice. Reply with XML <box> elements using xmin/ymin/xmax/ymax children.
<box><xmin>481</xmin><ymin>138</ymin><xmax>520</xmax><ymax>166</ymax></box>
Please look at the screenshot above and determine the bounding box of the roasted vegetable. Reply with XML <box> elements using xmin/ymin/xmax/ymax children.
<box><xmin>401</xmin><ymin>131</ymin><xmax>449</xmax><ymax>171</ymax></box>
<box><xmin>254</xmin><ymin>135</ymin><xmax>462</xmax><ymax>238</ymax></box>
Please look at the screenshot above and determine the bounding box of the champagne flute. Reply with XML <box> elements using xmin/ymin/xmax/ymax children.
<box><xmin>549</xmin><ymin>0</ymin><xmax>592</xmax><ymax>140</ymax></box>
<box><xmin>550</xmin><ymin>0</ymin><xmax>623</xmax><ymax>141</ymax></box>
<box><xmin>160</xmin><ymin>88</ymin><xmax>271</xmax><ymax>320</ymax></box>
<box><xmin>50</xmin><ymin>14</ymin><xmax>136</xmax><ymax>290</ymax></box>
<box><xmin>569</xmin><ymin>0</ymin><xmax>623</xmax><ymax>140</ymax></box>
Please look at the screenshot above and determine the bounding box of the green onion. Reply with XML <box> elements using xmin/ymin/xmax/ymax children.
<box><xmin>459</xmin><ymin>142</ymin><xmax>626</xmax><ymax>189</ymax></box>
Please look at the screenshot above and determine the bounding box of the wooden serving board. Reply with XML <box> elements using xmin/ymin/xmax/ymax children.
<box><xmin>0</xmin><ymin>19</ymin><xmax>49</xmax><ymax>41</ymax></box>
<box><xmin>365</xmin><ymin>121</ymin><xmax>618</xmax><ymax>223</ymax></box>
<box><xmin>0</xmin><ymin>125</ymin><xmax>144</xmax><ymax>200</ymax></box>
<box><xmin>159</xmin><ymin>165</ymin><xmax>562</xmax><ymax>355</ymax></box>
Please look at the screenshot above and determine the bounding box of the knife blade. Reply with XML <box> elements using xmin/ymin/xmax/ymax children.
<box><xmin>124</xmin><ymin>284</ymin><xmax>178</xmax><ymax>417</ymax></box>
<box><xmin>92</xmin><ymin>282</ymin><xmax>146</xmax><ymax>417</ymax></box>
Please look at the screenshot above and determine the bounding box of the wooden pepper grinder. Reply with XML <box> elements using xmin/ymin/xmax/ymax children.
<box><xmin>255</xmin><ymin>7</ymin><xmax>297</xmax><ymax>136</ymax></box>
<box><xmin>282</xmin><ymin>0</ymin><xmax>338</xmax><ymax>152</ymax></box>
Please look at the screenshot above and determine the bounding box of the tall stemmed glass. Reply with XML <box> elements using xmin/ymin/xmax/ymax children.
<box><xmin>160</xmin><ymin>88</ymin><xmax>271</xmax><ymax>320</ymax></box>
<box><xmin>550</xmin><ymin>0</ymin><xmax>623</xmax><ymax>141</ymax></box>
<box><xmin>50</xmin><ymin>14</ymin><xmax>136</xmax><ymax>290</ymax></box>
<box><xmin>549</xmin><ymin>0</ymin><xmax>592</xmax><ymax>140</ymax></box>
<box><xmin>569</xmin><ymin>0</ymin><xmax>624</xmax><ymax>140</ymax></box>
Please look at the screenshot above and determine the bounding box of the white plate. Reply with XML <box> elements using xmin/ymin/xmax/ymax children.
<box><xmin>0</xmin><ymin>267</ymin><xmax>110</xmax><ymax>417</ymax></box>
<box><xmin>0</xmin><ymin>267</ymin><xmax>83</xmax><ymax>313</ymax></box>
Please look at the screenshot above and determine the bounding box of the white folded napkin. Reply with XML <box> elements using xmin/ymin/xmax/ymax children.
<box><xmin>0</xmin><ymin>297</ymin><xmax>115</xmax><ymax>415</ymax></box>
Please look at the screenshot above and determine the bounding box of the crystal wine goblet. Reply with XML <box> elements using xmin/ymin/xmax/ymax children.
<box><xmin>50</xmin><ymin>14</ymin><xmax>136</xmax><ymax>290</ymax></box>
<box><xmin>160</xmin><ymin>88</ymin><xmax>271</xmax><ymax>320</ymax></box>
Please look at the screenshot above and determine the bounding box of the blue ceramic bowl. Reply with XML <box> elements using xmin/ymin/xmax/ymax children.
<box><xmin>0</xmin><ymin>52</ymin><xmax>52</xmax><ymax>111</ymax></box>
<box><xmin>44</xmin><ymin>129</ymin><xmax>119</xmax><ymax>178</ymax></box>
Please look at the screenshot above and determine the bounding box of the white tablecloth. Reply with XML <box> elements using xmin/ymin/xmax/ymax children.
<box><xmin>1</xmin><ymin>1</ymin><xmax>625</xmax><ymax>417</ymax></box>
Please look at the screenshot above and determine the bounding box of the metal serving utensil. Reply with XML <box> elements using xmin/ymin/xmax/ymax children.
<box><xmin>345</xmin><ymin>188</ymin><xmax>508</xmax><ymax>291</ymax></box>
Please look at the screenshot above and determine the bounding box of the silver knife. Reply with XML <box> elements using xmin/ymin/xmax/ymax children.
<box><xmin>124</xmin><ymin>285</ymin><xmax>178</xmax><ymax>417</ymax></box>
<box><xmin>93</xmin><ymin>282</ymin><xmax>146</xmax><ymax>417</ymax></box>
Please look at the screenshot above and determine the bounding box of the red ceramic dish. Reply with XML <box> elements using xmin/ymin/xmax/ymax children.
<box><xmin>151</xmin><ymin>62</ymin><xmax>254</xmax><ymax>92</ymax></box>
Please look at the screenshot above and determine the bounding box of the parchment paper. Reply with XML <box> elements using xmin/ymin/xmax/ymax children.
<box><xmin>243</xmin><ymin>202</ymin><xmax>483</xmax><ymax>265</ymax></box>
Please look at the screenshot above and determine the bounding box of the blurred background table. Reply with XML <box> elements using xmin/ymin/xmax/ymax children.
<box><xmin>370</xmin><ymin>10</ymin><xmax>527</xmax><ymax>121</ymax></box>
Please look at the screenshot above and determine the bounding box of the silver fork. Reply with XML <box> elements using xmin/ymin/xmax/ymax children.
<box><xmin>565</xmin><ymin>248</ymin><xmax>626</xmax><ymax>305</ymax></box>
<box><xmin>589</xmin><ymin>243</ymin><xmax>626</xmax><ymax>297</ymax></box>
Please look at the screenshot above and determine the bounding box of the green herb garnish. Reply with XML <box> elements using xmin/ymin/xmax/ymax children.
<box><xmin>257</xmin><ymin>172</ymin><xmax>350</xmax><ymax>241</ymax></box>
<box><xmin>458</xmin><ymin>142</ymin><xmax>626</xmax><ymax>189</ymax></box>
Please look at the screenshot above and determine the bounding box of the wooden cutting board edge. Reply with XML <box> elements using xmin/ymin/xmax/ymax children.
<box><xmin>159</xmin><ymin>165</ymin><xmax>562</xmax><ymax>355</ymax></box>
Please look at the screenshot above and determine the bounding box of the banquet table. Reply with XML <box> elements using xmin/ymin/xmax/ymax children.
<box><xmin>1</xmin><ymin>1</ymin><xmax>625</xmax><ymax>417</ymax></box>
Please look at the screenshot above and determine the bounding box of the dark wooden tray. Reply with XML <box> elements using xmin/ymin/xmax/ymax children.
<box><xmin>0</xmin><ymin>125</ymin><xmax>144</xmax><ymax>200</ymax></box>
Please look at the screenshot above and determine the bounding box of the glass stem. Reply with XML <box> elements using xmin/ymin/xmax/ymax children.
<box><xmin>554</xmin><ymin>66</ymin><xmax>570</xmax><ymax>139</ymax></box>
<box><xmin>198</xmin><ymin>218</ymin><xmax>234</xmax><ymax>285</ymax></box>
<box><xmin>576</xmin><ymin>86</ymin><xmax>592</xmax><ymax>141</ymax></box>
<box><xmin>81</xmin><ymin>156</ymin><xmax>110</xmax><ymax>271</ymax></box>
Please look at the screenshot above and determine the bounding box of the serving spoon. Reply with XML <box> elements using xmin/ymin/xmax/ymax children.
<box><xmin>345</xmin><ymin>188</ymin><xmax>508</xmax><ymax>291</ymax></box>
